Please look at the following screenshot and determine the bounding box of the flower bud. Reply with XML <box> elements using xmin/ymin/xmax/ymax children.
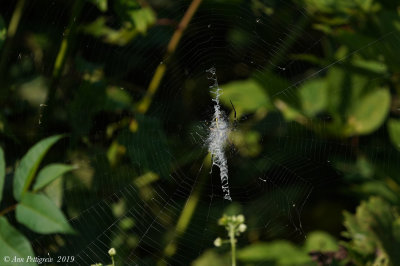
<box><xmin>108</xmin><ymin>248</ymin><xmax>116</xmax><ymax>256</ymax></box>
<box><xmin>214</xmin><ymin>237</ymin><xmax>222</xmax><ymax>247</ymax></box>
<box><xmin>238</xmin><ymin>224</ymin><xmax>247</xmax><ymax>233</ymax></box>
<box><xmin>236</xmin><ymin>215</ymin><xmax>245</xmax><ymax>223</ymax></box>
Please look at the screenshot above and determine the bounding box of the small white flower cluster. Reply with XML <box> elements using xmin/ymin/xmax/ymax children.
<box><xmin>214</xmin><ymin>214</ymin><xmax>247</xmax><ymax>247</ymax></box>
<box><xmin>91</xmin><ymin>248</ymin><xmax>116</xmax><ymax>266</ymax></box>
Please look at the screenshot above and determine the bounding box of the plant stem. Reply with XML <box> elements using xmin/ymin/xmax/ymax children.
<box><xmin>136</xmin><ymin>0</ymin><xmax>203</xmax><ymax>114</ymax></box>
<box><xmin>0</xmin><ymin>204</ymin><xmax>17</xmax><ymax>217</ymax></box>
<box><xmin>229</xmin><ymin>224</ymin><xmax>237</xmax><ymax>266</ymax></box>
<box><xmin>0</xmin><ymin>0</ymin><xmax>26</xmax><ymax>86</ymax></box>
<box><xmin>45</xmin><ymin>0</ymin><xmax>84</xmax><ymax>113</ymax></box>
<box><xmin>159</xmin><ymin>155</ymin><xmax>211</xmax><ymax>265</ymax></box>
<box><xmin>111</xmin><ymin>256</ymin><xmax>115</xmax><ymax>266</ymax></box>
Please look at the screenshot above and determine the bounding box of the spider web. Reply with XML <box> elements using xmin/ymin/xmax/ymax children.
<box><xmin>5</xmin><ymin>0</ymin><xmax>400</xmax><ymax>265</ymax></box>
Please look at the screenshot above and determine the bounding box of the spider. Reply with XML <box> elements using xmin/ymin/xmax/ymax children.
<box><xmin>209</xmin><ymin>99</ymin><xmax>237</xmax><ymax>163</ymax></box>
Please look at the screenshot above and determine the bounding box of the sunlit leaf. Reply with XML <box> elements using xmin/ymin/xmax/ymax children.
<box><xmin>192</xmin><ymin>250</ymin><xmax>229</xmax><ymax>266</ymax></box>
<box><xmin>33</xmin><ymin>163</ymin><xmax>76</xmax><ymax>191</ymax></box>
<box><xmin>13</xmin><ymin>135</ymin><xmax>64</xmax><ymax>201</ymax></box>
<box><xmin>104</xmin><ymin>86</ymin><xmax>133</xmax><ymax>111</ymax></box>
<box><xmin>130</xmin><ymin>7</ymin><xmax>156</xmax><ymax>34</ymax></box>
<box><xmin>220</xmin><ymin>79</ymin><xmax>271</xmax><ymax>116</ymax></box>
<box><xmin>237</xmin><ymin>241</ymin><xmax>312</xmax><ymax>264</ymax></box>
<box><xmin>299</xmin><ymin>79</ymin><xmax>328</xmax><ymax>116</ymax></box>
<box><xmin>16</xmin><ymin>192</ymin><xmax>75</xmax><ymax>234</ymax></box>
<box><xmin>0</xmin><ymin>217</ymin><xmax>35</xmax><ymax>265</ymax></box>
<box><xmin>304</xmin><ymin>231</ymin><xmax>338</xmax><ymax>252</ymax></box>
<box><xmin>343</xmin><ymin>197</ymin><xmax>400</xmax><ymax>264</ymax></box>
<box><xmin>388</xmin><ymin>119</ymin><xmax>400</xmax><ymax>151</ymax></box>
<box><xmin>346</xmin><ymin>89</ymin><xmax>390</xmax><ymax>136</ymax></box>
<box><xmin>88</xmin><ymin>0</ymin><xmax>107</xmax><ymax>12</ymax></box>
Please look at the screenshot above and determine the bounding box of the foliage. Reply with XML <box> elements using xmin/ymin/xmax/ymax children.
<box><xmin>0</xmin><ymin>136</ymin><xmax>75</xmax><ymax>263</ymax></box>
<box><xmin>342</xmin><ymin>197</ymin><xmax>400</xmax><ymax>265</ymax></box>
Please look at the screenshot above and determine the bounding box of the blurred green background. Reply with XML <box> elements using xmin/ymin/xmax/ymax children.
<box><xmin>1</xmin><ymin>0</ymin><xmax>400</xmax><ymax>265</ymax></box>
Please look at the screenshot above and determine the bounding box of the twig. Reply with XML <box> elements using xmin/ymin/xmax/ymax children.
<box><xmin>136</xmin><ymin>0</ymin><xmax>203</xmax><ymax>114</ymax></box>
<box><xmin>0</xmin><ymin>204</ymin><xmax>17</xmax><ymax>217</ymax></box>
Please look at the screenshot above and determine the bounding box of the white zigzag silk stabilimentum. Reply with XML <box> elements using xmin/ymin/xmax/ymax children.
<box><xmin>206</xmin><ymin>67</ymin><xmax>232</xmax><ymax>201</ymax></box>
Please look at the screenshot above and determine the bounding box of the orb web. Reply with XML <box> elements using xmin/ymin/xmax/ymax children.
<box><xmin>3</xmin><ymin>0</ymin><xmax>400</xmax><ymax>265</ymax></box>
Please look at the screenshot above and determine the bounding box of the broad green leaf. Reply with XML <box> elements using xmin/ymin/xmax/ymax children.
<box><xmin>192</xmin><ymin>250</ymin><xmax>229</xmax><ymax>266</ymax></box>
<box><xmin>16</xmin><ymin>192</ymin><xmax>74</xmax><ymax>234</ymax></box>
<box><xmin>0</xmin><ymin>217</ymin><xmax>35</xmax><ymax>265</ymax></box>
<box><xmin>13</xmin><ymin>135</ymin><xmax>64</xmax><ymax>201</ymax></box>
<box><xmin>237</xmin><ymin>241</ymin><xmax>312</xmax><ymax>264</ymax></box>
<box><xmin>0</xmin><ymin>16</ymin><xmax>6</xmax><ymax>50</ymax></box>
<box><xmin>0</xmin><ymin>147</ymin><xmax>4</xmax><ymax>203</ymax></box>
<box><xmin>33</xmin><ymin>163</ymin><xmax>76</xmax><ymax>191</ymax></box>
<box><xmin>352</xmin><ymin>58</ymin><xmax>387</xmax><ymax>75</ymax></box>
<box><xmin>220</xmin><ymin>79</ymin><xmax>271</xmax><ymax>116</ymax></box>
<box><xmin>357</xmin><ymin>181</ymin><xmax>400</xmax><ymax>204</ymax></box>
<box><xmin>88</xmin><ymin>0</ymin><xmax>107</xmax><ymax>12</ymax></box>
<box><xmin>299</xmin><ymin>79</ymin><xmax>328</xmax><ymax>116</ymax></box>
<box><xmin>130</xmin><ymin>7</ymin><xmax>156</xmax><ymax>34</ymax></box>
<box><xmin>304</xmin><ymin>231</ymin><xmax>338</xmax><ymax>252</ymax></box>
<box><xmin>346</xmin><ymin>89</ymin><xmax>390</xmax><ymax>136</ymax></box>
<box><xmin>104</xmin><ymin>86</ymin><xmax>133</xmax><ymax>111</ymax></box>
<box><xmin>388</xmin><ymin>119</ymin><xmax>400</xmax><ymax>151</ymax></box>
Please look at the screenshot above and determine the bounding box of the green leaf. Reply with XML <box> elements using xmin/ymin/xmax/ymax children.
<box><xmin>88</xmin><ymin>0</ymin><xmax>107</xmax><ymax>12</ymax></box>
<box><xmin>13</xmin><ymin>135</ymin><xmax>64</xmax><ymax>201</ymax></box>
<box><xmin>16</xmin><ymin>192</ymin><xmax>74</xmax><ymax>234</ymax></box>
<box><xmin>0</xmin><ymin>16</ymin><xmax>6</xmax><ymax>50</ymax></box>
<box><xmin>304</xmin><ymin>231</ymin><xmax>338</xmax><ymax>252</ymax></box>
<box><xmin>237</xmin><ymin>241</ymin><xmax>312</xmax><ymax>264</ymax></box>
<box><xmin>130</xmin><ymin>7</ymin><xmax>156</xmax><ymax>34</ymax></box>
<box><xmin>104</xmin><ymin>86</ymin><xmax>133</xmax><ymax>111</ymax></box>
<box><xmin>388</xmin><ymin>119</ymin><xmax>400</xmax><ymax>151</ymax></box>
<box><xmin>192</xmin><ymin>250</ymin><xmax>229</xmax><ymax>266</ymax></box>
<box><xmin>343</xmin><ymin>197</ymin><xmax>400</xmax><ymax>264</ymax></box>
<box><xmin>299</xmin><ymin>79</ymin><xmax>328</xmax><ymax>116</ymax></box>
<box><xmin>0</xmin><ymin>147</ymin><xmax>4</xmax><ymax>203</ymax></box>
<box><xmin>357</xmin><ymin>181</ymin><xmax>400</xmax><ymax>204</ymax></box>
<box><xmin>0</xmin><ymin>217</ymin><xmax>35</xmax><ymax>265</ymax></box>
<box><xmin>346</xmin><ymin>89</ymin><xmax>390</xmax><ymax>136</ymax></box>
<box><xmin>220</xmin><ymin>79</ymin><xmax>272</xmax><ymax>116</ymax></box>
<box><xmin>33</xmin><ymin>163</ymin><xmax>76</xmax><ymax>191</ymax></box>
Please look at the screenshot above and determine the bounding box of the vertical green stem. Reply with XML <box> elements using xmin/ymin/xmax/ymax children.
<box><xmin>40</xmin><ymin>0</ymin><xmax>83</xmax><ymax>129</ymax></box>
<box><xmin>0</xmin><ymin>0</ymin><xmax>26</xmax><ymax>86</ymax></box>
<box><xmin>111</xmin><ymin>256</ymin><xmax>115</xmax><ymax>266</ymax></box>
<box><xmin>47</xmin><ymin>0</ymin><xmax>84</xmax><ymax>107</ymax></box>
<box><xmin>159</xmin><ymin>155</ymin><xmax>211</xmax><ymax>265</ymax></box>
<box><xmin>229</xmin><ymin>225</ymin><xmax>237</xmax><ymax>266</ymax></box>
